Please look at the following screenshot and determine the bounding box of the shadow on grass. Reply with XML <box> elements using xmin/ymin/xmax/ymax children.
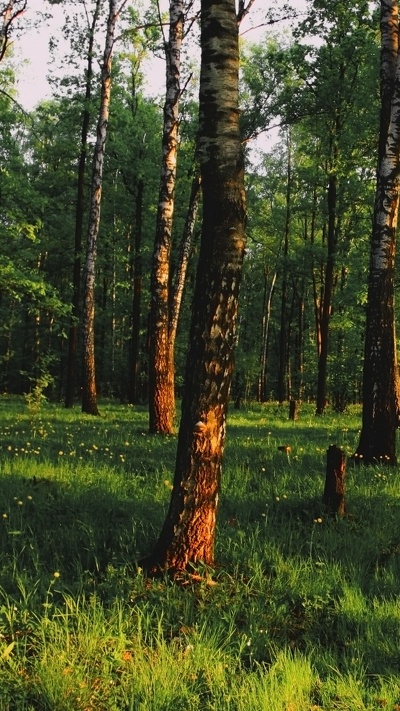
<box><xmin>0</xmin><ymin>472</ymin><xmax>166</xmax><ymax>597</ymax></box>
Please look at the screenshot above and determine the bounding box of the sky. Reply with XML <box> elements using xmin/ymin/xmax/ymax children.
<box><xmin>14</xmin><ymin>0</ymin><xmax>301</xmax><ymax>111</ymax></box>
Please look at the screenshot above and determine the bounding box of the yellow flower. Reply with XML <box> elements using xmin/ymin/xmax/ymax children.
<box><xmin>2</xmin><ymin>513</ymin><xmax>7</xmax><ymax>519</ymax></box>
<box><xmin>53</xmin><ymin>571</ymin><xmax>60</xmax><ymax>579</ymax></box>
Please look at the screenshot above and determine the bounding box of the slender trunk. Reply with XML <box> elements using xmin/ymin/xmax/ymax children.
<box><xmin>128</xmin><ymin>179</ymin><xmax>144</xmax><ymax>404</ymax></box>
<box><xmin>82</xmin><ymin>0</ymin><xmax>120</xmax><ymax>415</ymax></box>
<box><xmin>258</xmin><ymin>267</ymin><xmax>277</xmax><ymax>402</ymax></box>
<box><xmin>277</xmin><ymin>133</ymin><xmax>291</xmax><ymax>403</ymax></box>
<box><xmin>316</xmin><ymin>169</ymin><xmax>337</xmax><ymax>414</ymax></box>
<box><xmin>148</xmin><ymin>0</ymin><xmax>184</xmax><ymax>434</ymax></box>
<box><xmin>354</xmin><ymin>0</ymin><xmax>400</xmax><ymax>465</ymax></box>
<box><xmin>169</xmin><ymin>170</ymin><xmax>201</xmax><ymax>347</ymax></box>
<box><xmin>141</xmin><ymin>0</ymin><xmax>246</xmax><ymax>574</ymax></box>
<box><xmin>65</xmin><ymin>0</ymin><xmax>100</xmax><ymax>408</ymax></box>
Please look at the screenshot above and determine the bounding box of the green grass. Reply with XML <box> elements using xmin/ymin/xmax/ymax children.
<box><xmin>1</xmin><ymin>396</ymin><xmax>400</xmax><ymax>710</ymax></box>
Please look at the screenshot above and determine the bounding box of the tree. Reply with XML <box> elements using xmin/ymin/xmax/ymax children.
<box><xmin>1</xmin><ymin>1</ymin><xmax>27</xmax><ymax>63</ymax></box>
<box><xmin>81</xmin><ymin>0</ymin><xmax>127</xmax><ymax>415</ymax></box>
<box><xmin>140</xmin><ymin>0</ymin><xmax>246</xmax><ymax>573</ymax></box>
<box><xmin>354</xmin><ymin>0</ymin><xmax>400</xmax><ymax>465</ymax></box>
<box><xmin>148</xmin><ymin>0</ymin><xmax>185</xmax><ymax>434</ymax></box>
<box><xmin>65</xmin><ymin>0</ymin><xmax>102</xmax><ymax>409</ymax></box>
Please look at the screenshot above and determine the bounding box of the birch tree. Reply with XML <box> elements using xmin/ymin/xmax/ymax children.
<box><xmin>81</xmin><ymin>0</ymin><xmax>127</xmax><ymax>415</ymax></box>
<box><xmin>141</xmin><ymin>0</ymin><xmax>246</xmax><ymax>574</ymax></box>
<box><xmin>65</xmin><ymin>0</ymin><xmax>102</xmax><ymax>409</ymax></box>
<box><xmin>354</xmin><ymin>0</ymin><xmax>400</xmax><ymax>464</ymax></box>
<box><xmin>148</xmin><ymin>0</ymin><xmax>185</xmax><ymax>434</ymax></box>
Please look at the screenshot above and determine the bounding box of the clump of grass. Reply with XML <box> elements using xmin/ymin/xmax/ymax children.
<box><xmin>1</xmin><ymin>398</ymin><xmax>400</xmax><ymax>709</ymax></box>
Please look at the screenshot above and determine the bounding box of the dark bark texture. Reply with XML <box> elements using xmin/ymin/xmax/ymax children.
<box><xmin>141</xmin><ymin>0</ymin><xmax>246</xmax><ymax>574</ymax></box>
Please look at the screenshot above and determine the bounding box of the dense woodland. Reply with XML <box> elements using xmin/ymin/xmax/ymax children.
<box><xmin>0</xmin><ymin>0</ymin><xmax>382</xmax><ymax>410</ymax></box>
<box><xmin>2</xmin><ymin>0</ymin><xmax>400</xmax><ymax>569</ymax></box>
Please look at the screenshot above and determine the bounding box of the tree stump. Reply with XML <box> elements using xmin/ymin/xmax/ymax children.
<box><xmin>323</xmin><ymin>444</ymin><xmax>346</xmax><ymax>516</ymax></box>
<box><xmin>289</xmin><ymin>400</ymin><xmax>298</xmax><ymax>420</ymax></box>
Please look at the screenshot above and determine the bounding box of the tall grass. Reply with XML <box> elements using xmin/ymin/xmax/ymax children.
<box><xmin>1</xmin><ymin>396</ymin><xmax>400</xmax><ymax>709</ymax></box>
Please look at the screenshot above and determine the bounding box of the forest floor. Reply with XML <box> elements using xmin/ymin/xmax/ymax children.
<box><xmin>1</xmin><ymin>396</ymin><xmax>400</xmax><ymax>710</ymax></box>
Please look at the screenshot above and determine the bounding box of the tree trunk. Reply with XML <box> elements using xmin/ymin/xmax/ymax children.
<box><xmin>141</xmin><ymin>0</ymin><xmax>246</xmax><ymax>574</ymax></box>
<box><xmin>277</xmin><ymin>132</ymin><xmax>292</xmax><ymax>403</ymax></box>
<box><xmin>323</xmin><ymin>445</ymin><xmax>346</xmax><ymax>516</ymax></box>
<box><xmin>148</xmin><ymin>0</ymin><xmax>184</xmax><ymax>434</ymax></box>
<box><xmin>65</xmin><ymin>0</ymin><xmax>100</xmax><ymax>409</ymax></box>
<box><xmin>82</xmin><ymin>0</ymin><xmax>121</xmax><ymax>415</ymax></box>
<box><xmin>354</xmin><ymin>0</ymin><xmax>400</xmax><ymax>465</ymax></box>
<box><xmin>258</xmin><ymin>265</ymin><xmax>277</xmax><ymax>402</ymax></box>
<box><xmin>128</xmin><ymin>179</ymin><xmax>144</xmax><ymax>405</ymax></box>
<box><xmin>316</xmin><ymin>169</ymin><xmax>337</xmax><ymax>415</ymax></box>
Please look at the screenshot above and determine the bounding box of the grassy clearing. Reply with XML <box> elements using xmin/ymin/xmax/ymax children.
<box><xmin>1</xmin><ymin>396</ymin><xmax>400</xmax><ymax>710</ymax></box>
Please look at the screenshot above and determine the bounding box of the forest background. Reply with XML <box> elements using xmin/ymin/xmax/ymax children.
<box><xmin>0</xmin><ymin>0</ymin><xmax>377</xmax><ymax>414</ymax></box>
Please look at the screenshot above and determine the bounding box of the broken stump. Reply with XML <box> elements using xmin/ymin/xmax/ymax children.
<box><xmin>289</xmin><ymin>399</ymin><xmax>298</xmax><ymax>421</ymax></box>
<box><xmin>323</xmin><ymin>444</ymin><xmax>346</xmax><ymax>516</ymax></box>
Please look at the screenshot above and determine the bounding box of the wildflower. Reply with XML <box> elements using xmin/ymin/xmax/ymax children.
<box><xmin>92</xmin><ymin>444</ymin><xmax>98</xmax><ymax>450</ymax></box>
<box><xmin>27</xmin><ymin>496</ymin><xmax>33</xmax><ymax>501</ymax></box>
<box><xmin>314</xmin><ymin>517</ymin><xmax>322</xmax><ymax>524</ymax></box>
<box><xmin>58</xmin><ymin>451</ymin><xmax>64</xmax><ymax>456</ymax></box>
<box><xmin>2</xmin><ymin>513</ymin><xmax>7</xmax><ymax>519</ymax></box>
<box><xmin>53</xmin><ymin>571</ymin><xmax>60</xmax><ymax>579</ymax></box>
<box><xmin>17</xmin><ymin>500</ymin><xmax>23</xmax><ymax>506</ymax></box>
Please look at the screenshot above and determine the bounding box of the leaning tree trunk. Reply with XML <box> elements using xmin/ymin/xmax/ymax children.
<box><xmin>354</xmin><ymin>0</ymin><xmax>400</xmax><ymax>465</ymax></box>
<box><xmin>140</xmin><ymin>0</ymin><xmax>246</xmax><ymax>574</ymax></box>
<box><xmin>65</xmin><ymin>0</ymin><xmax>101</xmax><ymax>409</ymax></box>
<box><xmin>81</xmin><ymin>0</ymin><xmax>121</xmax><ymax>415</ymax></box>
<box><xmin>148</xmin><ymin>0</ymin><xmax>184</xmax><ymax>434</ymax></box>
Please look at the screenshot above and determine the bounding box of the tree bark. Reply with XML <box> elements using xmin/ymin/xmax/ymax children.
<box><xmin>128</xmin><ymin>179</ymin><xmax>144</xmax><ymax>405</ymax></box>
<box><xmin>65</xmin><ymin>0</ymin><xmax>101</xmax><ymax>409</ymax></box>
<box><xmin>277</xmin><ymin>132</ymin><xmax>292</xmax><ymax>403</ymax></box>
<box><xmin>354</xmin><ymin>0</ymin><xmax>400</xmax><ymax>465</ymax></box>
<box><xmin>82</xmin><ymin>0</ymin><xmax>121</xmax><ymax>415</ymax></box>
<box><xmin>148</xmin><ymin>0</ymin><xmax>184</xmax><ymax>434</ymax></box>
<box><xmin>141</xmin><ymin>0</ymin><xmax>246</xmax><ymax>574</ymax></box>
<box><xmin>323</xmin><ymin>445</ymin><xmax>346</xmax><ymax>516</ymax></box>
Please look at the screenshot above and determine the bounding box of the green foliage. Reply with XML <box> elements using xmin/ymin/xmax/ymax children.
<box><xmin>1</xmin><ymin>399</ymin><xmax>400</xmax><ymax>707</ymax></box>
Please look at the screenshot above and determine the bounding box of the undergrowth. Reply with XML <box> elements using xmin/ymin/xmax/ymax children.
<box><xmin>1</xmin><ymin>397</ymin><xmax>400</xmax><ymax>710</ymax></box>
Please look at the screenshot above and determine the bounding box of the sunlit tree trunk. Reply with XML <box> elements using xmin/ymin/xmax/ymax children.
<box><xmin>82</xmin><ymin>0</ymin><xmax>122</xmax><ymax>415</ymax></box>
<box><xmin>148</xmin><ymin>0</ymin><xmax>184</xmax><ymax>434</ymax></box>
<box><xmin>65</xmin><ymin>0</ymin><xmax>101</xmax><ymax>408</ymax></box>
<box><xmin>141</xmin><ymin>0</ymin><xmax>246</xmax><ymax>574</ymax></box>
<box><xmin>354</xmin><ymin>0</ymin><xmax>400</xmax><ymax>464</ymax></box>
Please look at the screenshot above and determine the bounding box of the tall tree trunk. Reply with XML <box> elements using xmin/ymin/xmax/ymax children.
<box><xmin>169</xmin><ymin>170</ymin><xmax>201</xmax><ymax>347</ymax></box>
<box><xmin>141</xmin><ymin>0</ymin><xmax>246</xmax><ymax>574</ymax></box>
<box><xmin>65</xmin><ymin>0</ymin><xmax>101</xmax><ymax>408</ymax></box>
<box><xmin>277</xmin><ymin>132</ymin><xmax>292</xmax><ymax>403</ymax></box>
<box><xmin>82</xmin><ymin>0</ymin><xmax>122</xmax><ymax>415</ymax></box>
<box><xmin>258</xmin><ymin>266</ymin><xmax>277</xmax><ymax>402</ymax></box>
<box><xmin>148</xmin><ymin>0</ymin><xmax>184</xmax><ymax>434</ymax></box>
<box><xmin>354</xmin><ymin>0</ymin><xmax>400</xmax><ymax>465</ymax></box>
<box><xmin>128</xmin><ymin>179</ymin><xmax>144</xmax><ymax>405</ymax></box>
<box><xmin>316</xmin><ymin>167</ymin><xmax>337</xmax><ymax>415</ymax></box>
